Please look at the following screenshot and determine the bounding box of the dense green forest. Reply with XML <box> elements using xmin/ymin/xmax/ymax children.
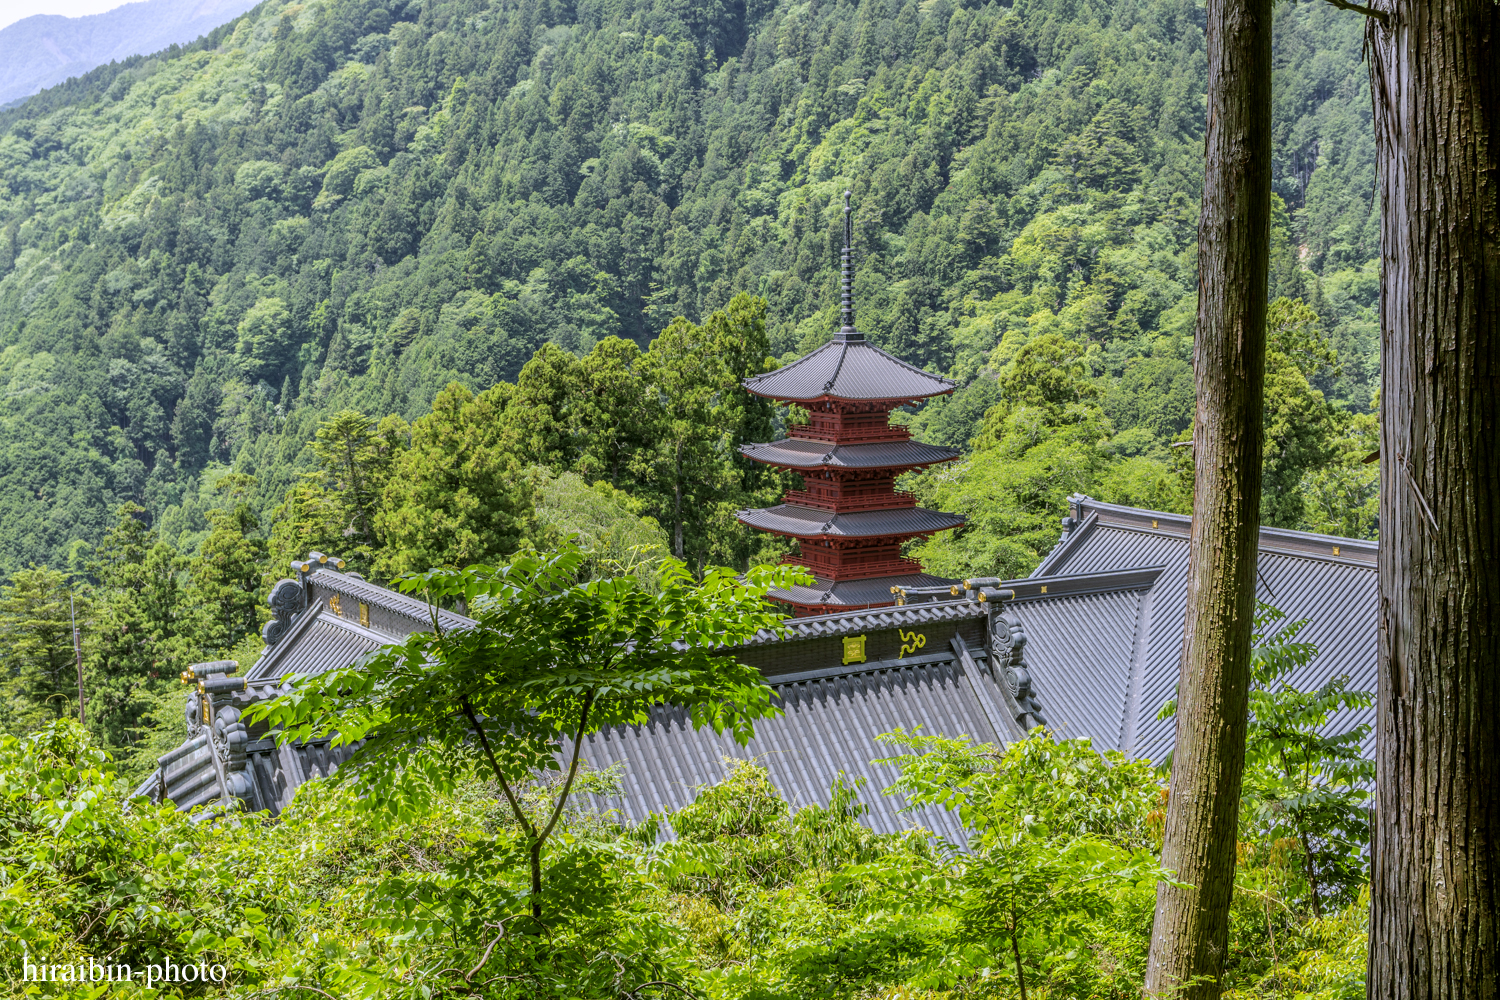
<box><xmin>0</xmin><ymin>0</ymin><xmax>1379</xmax><ymax>584</ymax></box>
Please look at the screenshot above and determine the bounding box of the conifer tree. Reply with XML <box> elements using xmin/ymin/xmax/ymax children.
<box><xmin>0</xmin><ymin>567</ymin><xmax>79</xmax><ymax>733</ymax></box>
<box><xmin>1144</xmin><ymin>0</ymin><xmax>1273</xmax><ymax>991</ymax></box>
<box><xmin>1364</xmin><ymin>0</ymin><xmax>1500</xmax><ymax>993</ymax></box>
<box><xmin>189</xmin><ymin>473</ymin><xmax>269</xmax><ymax>653</ymax></box>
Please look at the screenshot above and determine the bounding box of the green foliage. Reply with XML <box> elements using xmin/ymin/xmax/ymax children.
<box><xmin>912</xmin><ymin>333</ymin><xmax>1191</xmax><ymax>579</ymax></box>
<box><xmin>189</xmin><ymin>473</ymin><xmax>270</xmax><ymax>653</ymax></box>
<box><xmin>307</xmin><ymin>409</ymin><xmax>409</xmax><ymax>557</ymax></box>
<box><xmin>876</xmin><ymin>730</ymin><xmax>1171</xmax><ymax>997</ymax></box>
<box><xmin>82</xmin><ymin>505</ymin><xmax>204</xmax><ymax>748</ymax></box>
<box><xmin>1262</xmin><ymin>297</ymin><xmax>1344</xmax><ymax>528</ymax></box>
<box><xmin>246</xmin><ymin>544</ymin><xmax>809</xmax><ymax>919</ymax></box>
<box><xmin>375</xmin><ymin>382</ymin><xmax>538</xmax><ymax>578</ymax></box>
<box><xmin>0</xmin><ymin>708</ymin><xmax>1370</xmax><ymax>1000</ymax></box>
<box><xmin>533</xmin><ymin>469</ymin><xmax>670</xmax><ymax>584</ymax></box>
<box><xmin>1240</xmin><ymin>605</ymin><xmax>1373</xmax><ymax>917</ymax></box>
<box><xmin>0</xmin><ymin>567</ymin><xmax>79</xmax><ymax>734</ymax></box>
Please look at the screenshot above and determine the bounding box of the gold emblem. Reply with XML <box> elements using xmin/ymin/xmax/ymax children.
<box><xmin>842</xmin><ymin>634</ymin><xmax>866</xmax><ymax>665</ymax></box>
<box><xmin>328</xmin><ymin>594</ymin><xmax>343</xmax><ymax>617</ymax></box>
<box><xmin>1039</xmin><ymin>585</ymin><xmax>1048</xmax><ymax>593</ymax></box>
<box><xmin>359</xmin><ymin>601</ymin><xmax>369</xmax><ymax>627</ymax></box>
<box><xmin>898</xmin><ymin>629</ymin><xmax>926</xmax><ymax>658</ymax></box>
<box><xmin>1332</xmin><ymin>545</ymin><xmax>1340</xmax><ymax>556</ymax></box>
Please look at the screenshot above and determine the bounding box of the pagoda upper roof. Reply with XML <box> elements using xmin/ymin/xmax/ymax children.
<box><xmin>737</xmin><ymin>504</ymin><xmax>964</xmax><ymax>539</ymax></box>
<box><xmin>744</xmin><ymin>332</ymin><xmax>957</xmax><ymax>403</ymax></box>
<box><xmin>740</xmin><ymin>437</ymin><xmax>959</xmax><ymax>471</ymax></box>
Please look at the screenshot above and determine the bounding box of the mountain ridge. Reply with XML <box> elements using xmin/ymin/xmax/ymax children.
<box><xmin>0</xmin><ymin>0</ymin><xmax>259</xmax><ymax>107</ymax></box>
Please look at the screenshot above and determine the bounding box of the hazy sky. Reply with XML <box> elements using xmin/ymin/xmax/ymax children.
<box><xmin>0</xmin><ymin>0</ymin><xmax>130</xmax><ymax>32</ymax></box>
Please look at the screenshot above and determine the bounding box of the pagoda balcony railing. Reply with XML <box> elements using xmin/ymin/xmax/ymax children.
<box><xmin>786</xmin><ymin>424</ymin><xmax>913</xmax><ymax>444</ymax></box>
<box><xmin>782</xmin><ymin>489</ymin><xmax>918</xmax><ymax>511</ymax></box>
<box><xmin>781</xmin><ymin>554</ymin><xmax>925</xmax><ymax>581</ymax></box>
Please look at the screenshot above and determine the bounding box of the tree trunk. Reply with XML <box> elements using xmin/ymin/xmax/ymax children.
<box><xmin>1143</xmin><ymin>0</ymin><xmax>1271</xmax><ymax>992</ymax></box>
<box><xmin>1010</xmin><ymin>920</ymin><xmax>1027</xmax><ymax>1000</ymax></box>
<box><xmin>530</xmin><ymin>840</ymin><xmax>543</xmax><ymax>921</ymax></box>
<box><xmin>673</xmin><ymin>449</ymin><xmax>684</xmax><ymax>559</ymax></box>
<box><xmin>1366</xmin><ymin>3</ymin><xmax>1500</xmax><ymax>997</ymax></box>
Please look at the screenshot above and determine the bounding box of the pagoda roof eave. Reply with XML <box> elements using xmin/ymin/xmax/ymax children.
<box><xmin>768</xmin><ymin>572</ymin><xmax>960</xmax><ymax>611</ymax></box>
<box><xmin>739</xmin><ymin>438</ymin><xmax>961</xmax><ymax>472</ymax></box>
<box><xmin>736</xmin><ymin>504</ymin><xmax>965</xmax><ymax>540</ymax></box>
<box><xmin>743</xmin><ymin>337</ymin><xmax>958</xmax><ymax>403</ymax></box>
<box><xmin>743</xmin><ymin>387</ymin><xmax>955</xmax><ymax>405</ymax></box>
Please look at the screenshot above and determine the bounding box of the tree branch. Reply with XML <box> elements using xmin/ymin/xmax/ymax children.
<box><xmin>1320</xmin><ymin>0</ymin><xmax>1388</xmax><ymax>25</ymax></box>
<box><xmin>460</xmin><ymin>696</ymin><xmax>536</xmax><ymax>839</ymax></box>
<box><xmin>537</xmin><ymin>689</ymin><xmax>596</xmax><ymax>846</ymax></box>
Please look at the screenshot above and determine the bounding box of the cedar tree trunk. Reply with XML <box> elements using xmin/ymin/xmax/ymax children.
<box><xmin>1366</xmin><ymin>2</ymin><xmax>1500</xmax><ymax>996</ymax></box>
<box><xmin>1143</xmin><ymin>0</ymin><xmax>1272</xmax><ymax>993</ymax></box>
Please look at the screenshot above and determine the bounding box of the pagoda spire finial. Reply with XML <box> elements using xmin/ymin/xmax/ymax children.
<box><xmin>838</xmin><ymin>190</ymin><xmax>861</xmax><ymax>341</ymax></box>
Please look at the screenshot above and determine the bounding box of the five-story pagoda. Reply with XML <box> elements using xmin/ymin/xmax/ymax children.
<box><xmin>737</xmin><ymin>193</ymin><xmax>965</xmax><ymax>616</ymax></box>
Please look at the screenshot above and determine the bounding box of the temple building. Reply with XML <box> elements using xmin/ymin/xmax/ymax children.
<box><xmin>136</xmin><ymin>199</ymin><xmax>1380</xmax><ymax>838</ymax></box>
<box><xmin>737</xmin><ymin>193</ymin><xmax>964</xmax><ymax>615</ymax></box>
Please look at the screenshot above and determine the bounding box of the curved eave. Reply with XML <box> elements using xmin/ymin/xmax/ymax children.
<box><xmin>736</xmin><ymin>505</ymin><xmax>965</xmax><ymax>540</ymax></box>
<box><xmin>742</xmin><ymin>387</ymin><xmax>954</xmax><ymax>404</ymax></box>
<box><xmin>739</xmin><ymin>439</ymin><xmax>961</xmax><ymax>472</ymax></box>
<box><xmin>767</xmin><ymin>573</ymin><xmax>959</xmax><ymax>609</ymax></box>
<box><xmin>742</xmin><ymin>337</ymin><xmax>958</xmax><ymax>403</ymax></box>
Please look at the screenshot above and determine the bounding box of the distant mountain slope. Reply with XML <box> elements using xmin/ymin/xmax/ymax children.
<box><xmin>0</xmin><ymin>0</ymin><xmax>1379</xmax><ymax>573</ymax></box>
<box><xmin>0</xmin><ymin>0</ymin><xmax>259</xmax><ymax>107</ymax></box>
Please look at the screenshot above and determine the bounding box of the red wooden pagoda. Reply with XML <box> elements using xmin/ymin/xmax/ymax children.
<box><xmin>737</xmin><ymin>192</ymin><xmax>964</xmax><ymax>616</ymax></box>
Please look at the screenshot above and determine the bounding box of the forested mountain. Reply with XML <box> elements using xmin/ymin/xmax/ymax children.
<box><xmin>0</xmin><ymin>0</ymin><xmax>261</xmax><ymax>108</ymax></box>
<box><xmin>0</xmin><ymin>0</ymin><xmax>1379</xmax><ymax>579</ymax></box>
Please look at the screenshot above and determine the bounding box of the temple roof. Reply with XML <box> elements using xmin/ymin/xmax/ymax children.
<box><xmin>740</xmin><ymin>437</ymin><xmax>959</xmax><ymax>470</ymax></box>
<box><xmin>743</xmin><ymin>334</ymin><xmax>957</xmax><ymax>402</ymax></box>
<box><xmin>138</xmin><ymin>497</ymin><xmax>1379</xmax><ymax>840</ymax></box>
<box><xmin>1030</xmin><ymin>495</ymin><xmax>1378</xmax><ymax>762</ymax></box>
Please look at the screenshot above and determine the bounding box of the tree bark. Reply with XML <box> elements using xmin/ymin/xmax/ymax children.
<box><xmin>1366</xmin><ymin>2</ymin><xmax>1500</xmax><ymax>997</ymax></box>
<box><xmin>1143</xmin><ymin>0</ymin><xmax>1271</xmax><ymax>992</ymax></box>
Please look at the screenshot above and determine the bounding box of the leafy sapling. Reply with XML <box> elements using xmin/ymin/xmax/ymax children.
<box><xmin>1160</xmin><ymin>602</ymin><xmax>1373</xmax><ymax>916</ymax></box>
<box><xmin>876</xmin><ymin>730</ymin><xmax>1171</xmax><ymax>999</ymax></box>
<box><xmin>247</xmin><ymin>543</ymin><xmax>807</xmax><ymax>922</ymax></box>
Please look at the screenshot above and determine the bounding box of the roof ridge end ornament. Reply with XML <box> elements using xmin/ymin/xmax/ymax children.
<box><xmin>837</xmin><ymin>189</ymin><xmax>862</xmax><ymax>343</ymax></box>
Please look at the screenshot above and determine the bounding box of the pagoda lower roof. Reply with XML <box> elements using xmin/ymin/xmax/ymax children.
<box><xmin>743</xmin><ymin>332</ymin><xmax>957</xmax><ymax>402</ymax></box>
<box><xmin>738</xmin><ymin>504</ymin><xmax>964</xmax><ymax>539</ymax></box>
<box><xmin>740</xmin><ymin>438</ymin><xmax>959</xmax><ymax>470</ymax></box>
<box><xmin>769</xmin><ymin>572</ymin><xmax>959</xmax><ymax>610</ymax></box>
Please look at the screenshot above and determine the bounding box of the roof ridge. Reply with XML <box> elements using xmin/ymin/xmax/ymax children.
<box><xmin>744</xmin><ymin>338</ymin><xmax>839</xmax><ymax>386</ymax></box>
<box><xmin>1065</xmin><ymin>495</ymin><xmax>1378</xmax><ymax>564</ymax></box>
<box><xmin>821</xmin><ymin>340</ymin><xmax>852</xmax><ymax>392</ymax></box>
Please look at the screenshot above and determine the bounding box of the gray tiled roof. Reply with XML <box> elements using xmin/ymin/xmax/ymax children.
<box><xmin>141</xmin><ymin>564</ymin><xmax>479</xmax><ymax>816</ymax></box>
<box><xmin>736</xmin><ymin>504</ymin><xmax>965</xmax><ymax>538</ymax></box>
<box><xmin>739</xmin><ymin>596</ymin><xmax>987</xmax><ymax>646</ymax></box>
<box><xmin>308</xmin><ymin>568</ymin><xmax>470</xmax><ymax>634</ymax></box>
<box><xmin>576</xmin><ymin>646</ymin><xmax>1010</xmax><ymax>840</ymax></box>
<box><xmin>246</xmin><ymin>608</ymin><xmax>387</xmax><ymax>681</ymax></box>
<box><xmin>579</xmin><ymin>496</ymin><xmax>1377</xmax><ymax>831</ymax></box>
<box><xmin>1028</xmin><ymin>495</ymin><xmax>1377</xmax><ymax>761</ymax></box>
<box><xmin>740</xmin><ymin>438</ymin><xmax>959</xmax><ymax>470</ymax></box>
<box><xmin>140</xmin><ymin>496</ymin><xmax>1378</xmax><ymax>838</ymax></box>
<box><xmin>744</xmin><ymin>337</ymin><xmax>957</xmax><ymax>402</ymax></box>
